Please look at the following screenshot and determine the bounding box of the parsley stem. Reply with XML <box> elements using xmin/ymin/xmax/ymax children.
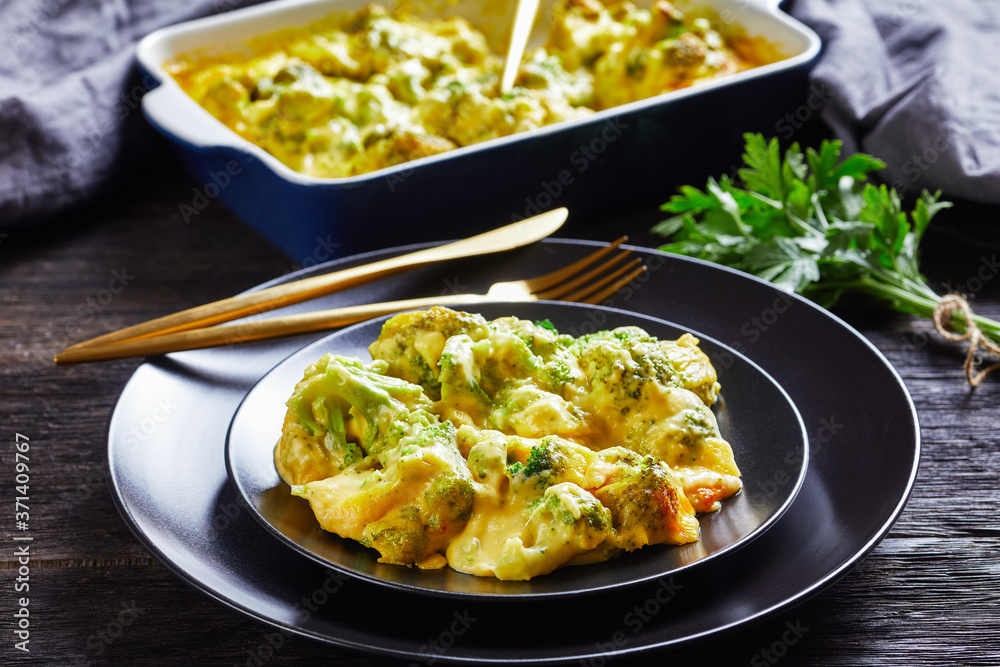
<box><xmin>786</xmin><ymin>211</ymin><xmax>825</xmax><ymax>238</ymax></box>
<box><xmin>828</xmin><ymin>278</ymin><xmax>1000</xmax><ymax>343</ymax></box>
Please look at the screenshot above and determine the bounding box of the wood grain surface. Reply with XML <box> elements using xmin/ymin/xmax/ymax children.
<box><xmin>2</xmin><ymin>154</ymin><xmax>999</xmax><ymax>667</ymax></box>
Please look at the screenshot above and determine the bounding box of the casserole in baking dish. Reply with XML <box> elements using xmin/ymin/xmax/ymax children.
<box><xmin>137</xmin><ymin>0</ymin><xmax>819</xmax><ymax>262</ymax></box>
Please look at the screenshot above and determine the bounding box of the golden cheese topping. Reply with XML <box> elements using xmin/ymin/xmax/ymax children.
<box><xmin>167</xmin><ymin>0</ymin><xmax>775</xmax><ymax>178</ymax></box>
<box><xmin>273</xmin><ymin>307</ymin><xmax>741</xmax><ymax>580</ymax></box>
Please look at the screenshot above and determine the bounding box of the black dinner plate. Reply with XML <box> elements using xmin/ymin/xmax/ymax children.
<box><xmin>225</xmin><ymin>302</ymin><xmax>808</xmax><ymax>599</ymax></box>
<box><xmin>106</xmin><ymin>239</ymin><xmax>919</xmax><ymax>663</ymax></box>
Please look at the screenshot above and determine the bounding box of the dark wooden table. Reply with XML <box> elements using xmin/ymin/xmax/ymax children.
<box><xmin>2</xmin><ymin>152</ymin><xmax>999</xmax><ymax>666</ymax></box>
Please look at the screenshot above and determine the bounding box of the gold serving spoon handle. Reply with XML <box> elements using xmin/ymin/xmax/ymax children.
<box><xmin>500</xmin><ymin>0</ymin><xmax>542</xmax><ymax>95</ymax></box>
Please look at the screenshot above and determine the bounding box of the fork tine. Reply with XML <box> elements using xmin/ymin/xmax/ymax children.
<box><xmin>534</xmin><ymin>250</ymin><xmax>635</xmax><ymax>300</ymax></box>
<box><xmin>523</xmin><ymin>237</ymin><xmax>628</xmax><ymax>293</ymax></box>
<box><xmin>536</xmin><ymin>254</ymin><xmax>641</xmax><ymax>301</ymax></box>
<box><xmin>552</xmin><ymin>257</ymin><xmax>644</xmax><ymax>302</ymax></box>
<box><xmin>580</xmin><ymin>264</ymin><xmax>647</xmax><ymax>305</ymax></box>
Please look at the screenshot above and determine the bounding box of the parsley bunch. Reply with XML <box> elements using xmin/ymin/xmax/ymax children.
<box><xmin>652</xmin><ymin>133</ymin><xmax>1000</xmax><ymax>369</ymax></box>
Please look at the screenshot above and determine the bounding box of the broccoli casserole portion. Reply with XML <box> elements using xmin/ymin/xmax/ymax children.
<box><xmin>167</xmin><ymin>0</ymin><xmax>773</xmax><ymax>178</ymax></box>
<box><xmin>274</xmin><ymin>307</ymin><xmax>741</xmax><ymax>580</ymax></box>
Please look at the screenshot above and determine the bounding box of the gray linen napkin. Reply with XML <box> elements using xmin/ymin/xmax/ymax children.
<box><xmin>788</xmin><ymin>0</ymin><xmax>1000</xmax><ymax>202</ymax></box>
<box><xmin>0</xmin><ymin>0</ymin><xmax>267</xmax><ymax>225</ymax></box>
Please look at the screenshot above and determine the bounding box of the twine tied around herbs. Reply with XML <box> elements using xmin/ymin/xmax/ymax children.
<box><xmin>932</xmin><ymin>293</ymin><xmax>1000</xmax><ymax>387</ymax></box>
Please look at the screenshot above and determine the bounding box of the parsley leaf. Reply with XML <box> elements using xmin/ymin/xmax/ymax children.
<box><xmin>653</xmin><ymin>133</ymin><xmax>1000</xmax><ymax>360</ymax></box>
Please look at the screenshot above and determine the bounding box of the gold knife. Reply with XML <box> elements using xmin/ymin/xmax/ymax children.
<box><xmin>60</xmin><ymin>208</ymin><xmax>567</xmax><ymax>352</ymax></box>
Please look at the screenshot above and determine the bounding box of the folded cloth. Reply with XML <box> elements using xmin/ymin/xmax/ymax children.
<box><xmin>789</xmin><ymin>0</ymin><xmax>1000</xmax><ymax>203</ymax></box>
<box><xmin>0</xmin><ymin>0</ymin><xmax>267</xmax><ymax>226</ymax></box>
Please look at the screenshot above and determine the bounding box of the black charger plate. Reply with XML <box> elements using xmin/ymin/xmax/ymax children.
<box><xmin>226</xmin><ymin>302</ymin><xmax>808</xmax><ymax>599</ymax></box>
<box><xmin>106</xmin><ymin>240</ymin><xmax>919</xmax><ymax>663</ymax></box>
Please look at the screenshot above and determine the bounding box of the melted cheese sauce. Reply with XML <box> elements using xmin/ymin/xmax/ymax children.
<box><xmin>274</xmin><ymin>307</ymin><xmax>741</xmax><ymax>580</ymax></box>
<box><xmin>167</xmin><ymin>0</ymin><xmax>776</xmax><ymax>178</ymax></box>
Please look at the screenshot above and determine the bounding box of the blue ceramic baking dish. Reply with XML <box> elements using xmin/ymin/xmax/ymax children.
<box><xmin>136</xmin><ymin>0</ymin><xmax>820</xmax><ymax>264</ymax></box>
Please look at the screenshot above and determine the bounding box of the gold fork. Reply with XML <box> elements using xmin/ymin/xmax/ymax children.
<box><xmin>53</xmin><ymin>238</ymin><xmax>644</xmax><ymax>365</ymax></box>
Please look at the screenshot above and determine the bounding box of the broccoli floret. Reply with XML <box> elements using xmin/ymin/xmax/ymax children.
<box><xmin>590</xmin><ymin>451</ymin><xmax>699</xmax><ymax>549</ymax></box>
<box><xmin>424</xmin><ymin>473</ymin><xmax>475</xmax><ymax>526</ymax></box>
<box><xmin>277</xmin><ymin>355</ymin><xmax>438</xmax><ymax>484</ymax></box>
<box><xmin>366</xmin><ymin>510</ymin><xmax>430</xmax><ymax>564</ymax></box>
<box><xmin>534</xmin><ymin>319</ymin><xmax>558</xmax><ymax>333</ymax></box>
<box><xmin>368</xmin><ymin>307</ymin><xmax>491</xmax><ymax>399</ymax></box>
<box><xmin>523</xmin><ymin>444</ymin><xmax>554</xmax><ymax>477</ymax></box>
<box><xmin>542</xmin><ymin>358</ymin><xmax>574</xmax><ymax>387</ymax></box>
<box><xmin>290</xmin><ymin>356</ymin><xmax>425</xmax><ymax>430</ymax></box>
<box><xmin>438</xmin><ymin>334</ymin><xmax>492</xmax><ymax>420</ymax></box>
<box><xmin>338</xmin><ymin>439</ymin><xmax>364</xmax><ymax>469</ymax></box>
